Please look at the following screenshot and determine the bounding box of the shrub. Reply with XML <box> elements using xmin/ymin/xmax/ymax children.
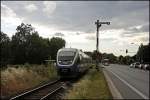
<box><xmin>1</xmin><ymin>64</ymin><xmax>58</xmax><ymax>98</ymax></box>
<box><xmin>65</xmin><ymin>68</ymin><xmax>112</xmax><ymax>99</ymax></box>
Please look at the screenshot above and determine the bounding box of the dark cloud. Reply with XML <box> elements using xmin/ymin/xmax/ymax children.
<box><xmin>54</xmin><ymin>32</ymin><xmax>65</xmax><ymax>37</ymax></box>
<box><xmin>2</xmin><ymin>1</ymin><xmax>149</xmax><ymax>35</ymax></box>
<box><xmin>140</xmin><ymin>24</ymin><xmax>149</xmax><ymax>32</ymax></box>
<box><xmin>116</xmin><ymin>22</ymin><xmax>149</xmax><ymax>39</ymax></box>
<box><xmin>76</xmin><ymin>32</ymin><xmax>81</xmax><ymax>35</ymax></box>
<box><xmin>120</xmin><ymin>23</ymin><xmax>149</xmax><ymax>38</ymax></box>
<box><xmin>126</xmin><ymin>24</ymin><xmax>149</xmax><ymax>33</ymax></box>
<box><xmin>48</xmin><ymin>1</ymin><xmax>149</xmax><ymax>33</ymax></box>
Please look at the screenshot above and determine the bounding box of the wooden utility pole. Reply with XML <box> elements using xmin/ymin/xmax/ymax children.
<box><xmin>95</xmin><ymin>20</ymin><xmax>110</xmax><ymax>70</ymax></box>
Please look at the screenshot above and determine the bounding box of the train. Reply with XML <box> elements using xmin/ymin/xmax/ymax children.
<box><xmin>56</xmin><ymin>48</ymin><xmax>92</xmax><ymax>78</ymax></box>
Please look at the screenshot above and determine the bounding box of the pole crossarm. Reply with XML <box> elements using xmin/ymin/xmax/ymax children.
<box><xmin>95</xmin><ymin>20</ymin><xmax>110</xmax><ymax>29</ymax></box>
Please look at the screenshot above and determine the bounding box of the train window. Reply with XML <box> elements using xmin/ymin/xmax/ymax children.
<box><xmin>59</xmin><ymin>51</ymin><xmax>75</xmax><ymax>56</ymax></box>
<box><xmin>58</xmin><ymin>51</ymin><xmax>76</xmax><ymax>61</ymax></box>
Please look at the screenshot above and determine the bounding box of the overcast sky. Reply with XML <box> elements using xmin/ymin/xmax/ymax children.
<box><xmin>1</xmin><ymin>1</ymin><xmax>149</xmax><ymax>56</ymax></box>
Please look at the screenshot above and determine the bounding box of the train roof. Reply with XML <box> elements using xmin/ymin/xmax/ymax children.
<box><xmin>58</xmin><ymin>48</ymin><xmax>91</xmax><ymax>59</ymax></box>
<box><xmin>58</xmin><ymin>48</ymin><xmax>78</xmax><ymax>52</ymax></box>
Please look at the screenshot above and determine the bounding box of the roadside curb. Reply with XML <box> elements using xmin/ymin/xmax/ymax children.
<box><xmin>103</xmin><ymin>68</ymin><xmax>123</xmax><ymax>99</ymax></box>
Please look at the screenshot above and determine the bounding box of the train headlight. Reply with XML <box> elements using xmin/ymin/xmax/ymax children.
<box><xmin>58</xmin><ymin>61</ymin><xmax>61</xmax><ymax>63</ymax></box>
<box><xmin>69</xmin><ymin>60</ymin><xmax>73</xmax><ymax>63</ymax></box>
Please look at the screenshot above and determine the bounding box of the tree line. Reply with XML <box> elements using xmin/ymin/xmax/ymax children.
<box><xmin>118</xmin><ymin>43</ymin><xmax>149</xmax><ymax>65</ymax></box>
<box><xmin>85</xmin><ymin>51</ymin><xmax>118</xmax><ymax>64</ymax></box>
<box><xmin>1</xmin><ymin>23</ymin><xmax>149</xmax><ymax>67</ymax></box>
<box><xmin>136</xmin><ymin>43</ymin><xmax>149</xmax><ymax>64</ymax></box>
<box><xmin>1</xmin><ymin>23</ymin><xmax>65</xmax><ymax>67</ymax></box>
<box><xmin>86</xmin><ymin>43</ymin><xmax>149</xmax><ymax>65</ymax></box>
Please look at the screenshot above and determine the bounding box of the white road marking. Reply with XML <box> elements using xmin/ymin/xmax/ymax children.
<box><xmin>107</xmin><ymin>69</ymin><xmax>149</xmax><ymax>99</ymax></box>
<box><xmin>103</xmin><ymin>69</ymin><xmax>123</xmax><ymax>99</ymax></box>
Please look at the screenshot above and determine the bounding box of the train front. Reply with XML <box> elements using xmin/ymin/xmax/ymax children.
<box><xmin>56</xmin><ymin>48</ymin><xmax>78</xmax><ymax>78</ymax></box>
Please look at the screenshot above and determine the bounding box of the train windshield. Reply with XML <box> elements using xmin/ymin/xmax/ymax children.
<box><xmin>58</xmin><ymin>51</ymin><xmax>76</xmax><ymax>61</ymax></box>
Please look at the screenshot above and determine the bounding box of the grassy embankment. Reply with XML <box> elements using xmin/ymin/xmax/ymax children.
<box><xmin>65</xmin><ymin>65</ymin><xmax>112</xmax><ymax>99</ymax></box>
<box><xmin>1</xmin><ymin>63</ymin><xmax>58</xmax><ymax>98</ymax></box>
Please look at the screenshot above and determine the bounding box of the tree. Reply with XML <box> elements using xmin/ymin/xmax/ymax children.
<box><xmin>26</xmin><ymin>32</ymin><xmax>50</xmax><ymax>64</ymax></box>
<box><xmin>1</xmin><ymin>23</ymin><xmax>66</xmax><ymax>65</ymax></box>
<box><xmin>84</xmin><ymin>51</ymin><xmax>93</xmax><ymax>57</ymax></box>
<box><xmin>0</xmin><ymin>32</ymin><xmax>11</xmax><ymax>66</ymax></box>
<box><xmin>92</xmin><ymin>50</ymin><xmax>102</xmax><ymax>62</ymax></box>
<box><xmin>11</xmin><ymin>23</ymin><xmax>35</xmax><ymax>64</ymax></box>
<box><xmin>102</xmin><ymin>53</ymin><xmax>117</xmax><ymax>63</ymax></box>
<box><xmin>118</xmin><ymin>55</ymin><xmax>123</xmax><ymax>64</ymax></box>
<box><xmin>49</xmin><ymin>37</ymin><xmax>66</xmax><ymax>60</ymax></box>
<box><xmin>136</xmin><ymin>43</ymin><xmax>149</xmax><ymax>63</ymax></box>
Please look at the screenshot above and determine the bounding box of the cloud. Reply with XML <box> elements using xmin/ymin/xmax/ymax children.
<box><xmin>43</xmin><ymin>1</ymin><xmax>56</xmax><ymax>15</ymax></box>
<box><xmin>1</xmin><ymin>3</ymin><xmax>23</xmax><ymax>36</ymax></box>
<box><xmin>132</xmin><ymin>35</ymin><xmax>149</xmax><ymax>44</ymax></box>
<box><xmin>43</xmin><ymin>1</ymin><xmax>148</xmax><ymax>33</ymax></box>
<box><xmin>24</xmin><ymin>4</ymin><xmax>37</xmax><ymax>12</ymax></box>
<box><xmin>127</xmin><ymin>24</ymin><xmax>149</xmax><ymax>33</ymax></box>
<box><xmin>2</xmin><ymin>1</ymin><xmax>148</xmax><ymax>36</ymax></box>
<box><xmin>1</xmin><ymin>1</ymin><xmax>149</xmax><ymax>56</ymax></box>
<box><xmin>1</xmin><ymin>3</ymin><xmax>16</xmax><ymax>17</ymax></box>
<box><xmin>85</xmin><ymin>36</ymin><xmax>96</xmax><ymax>40</ymax></box>
<box><xmin>76</xmin><ymin>32</ymin><xmax>81</xmax><ymax>35</ymax></box>
<box><xmin>85</xmin><ymin>33</ymin><xmax>116</xmax><ymax>43</ymax></box>
<box><xmin>101</xmin><ymin>38</ymin><xmax>116</xmax><ymax>42</ymax></box>
<box><xmin>1</xmin><ymin>3</ymin><xmax>22</xmax><ymax>26</ymax></box>
<box><xmin>140</xmin><ymin>24</ymin><xmax>149</xmax><ymax>32</ymax></box>
<box><xmin>120</xmin><ymin>23</ymin><xmax>149</xmax><ymax>38</ymax></box>
<box><xmin>54</xmin><ymin>32</ymin><xmax>65</xmax><ymax>37</ymax></box>
<box><xmin>138</xmin><ymin>36</ymin><xmax>149</xmax><ymax>42</ymax></box>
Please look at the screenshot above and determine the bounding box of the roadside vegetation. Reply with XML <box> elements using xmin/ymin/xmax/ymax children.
<box><xmin>1</xmin><ymin>63</ymin><xmax>57</xmax><ymax>98</ymax></box>
<box><xmin>0</xmin><ymin>23</ymin><xmax>64</xmax><ymax>98</ymax></box>
<box><xmin>64</xmin><ymin>65</ymin><xmax>112</xmax><ymax>99</ymax></box>
<box><xmin>1</xmin><ymin>23</ymin><xmax>65</xmax><ymax>67</ymax></box>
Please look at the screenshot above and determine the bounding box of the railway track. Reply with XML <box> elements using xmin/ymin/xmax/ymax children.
<box><xmin>8</xmin><ymin>70</ymin><xmax>89</xmax><ymax>100</ymax></box>
<box><xmin>10</xmin><ymin>79</ymin><xmax>65</xmax><ymax>100</ymax></box>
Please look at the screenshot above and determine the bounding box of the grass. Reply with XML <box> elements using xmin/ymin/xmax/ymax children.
<box><xmin>64</xmin><ymin>65</ymin><xmax>112</xmax><ymax>99</ymax></box>
<box><xmin>0</xmin><ymin>63</ymin><xmax>58</xmax><ymax>98</ymax></box>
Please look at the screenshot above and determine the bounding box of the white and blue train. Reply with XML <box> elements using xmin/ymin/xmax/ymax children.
<box><xmin>56</xmin><ymin>48</ymin><xmax>92</xmax><ymax>78</ymax></box>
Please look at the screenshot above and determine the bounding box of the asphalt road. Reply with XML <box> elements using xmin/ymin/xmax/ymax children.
<box><xmin>103</xmin><ymin>64</ymin><xmax>149</xmax><ymax>99</ymax></box>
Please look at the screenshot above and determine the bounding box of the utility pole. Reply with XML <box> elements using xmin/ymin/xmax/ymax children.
<box><xmin>95</xmin><ymin>20</ymin><xmax>110</xmax><ymax>70</ymax></box>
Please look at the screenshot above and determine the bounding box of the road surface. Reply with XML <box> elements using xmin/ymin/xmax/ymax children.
<box><xmin>103</xmin><ymin>64</ymin><xmax>149</xmax><ymax>99</ymax></box>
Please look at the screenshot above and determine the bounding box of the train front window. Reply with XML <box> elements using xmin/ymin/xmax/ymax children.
<box><xmin>58</xmin><ymin>51</ymin><xmax>76</xmax><ymax>61</ymax></box>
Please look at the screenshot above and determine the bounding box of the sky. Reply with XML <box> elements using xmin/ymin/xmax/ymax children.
<box><xmin>1</xmin><ymin>1</ymin><xmax>149</xmax><ymax>56</ymax></box>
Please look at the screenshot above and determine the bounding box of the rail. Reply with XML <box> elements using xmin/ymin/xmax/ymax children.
<box><xmin>10</xmin><ymin>79</ymin><xmax>62</xmax><ymax>100</ymax></box>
